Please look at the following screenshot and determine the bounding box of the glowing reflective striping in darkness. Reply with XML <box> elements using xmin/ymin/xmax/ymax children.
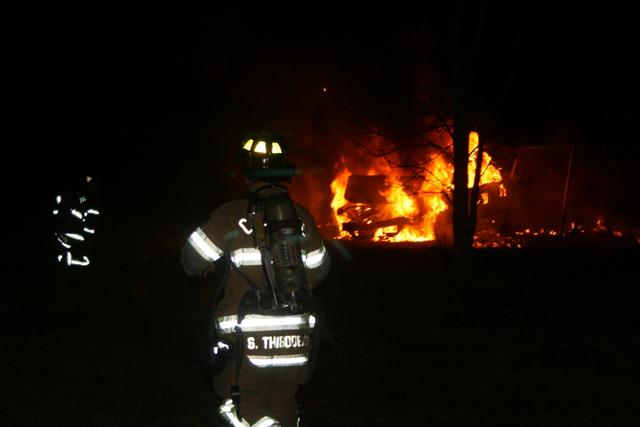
<box><xmin>188</xmin><ymin>228</ymin><xmax>223</xmax><ymax>262</ymax></box>
<box><xmin>230</xmin><ymin>248</ymin><xmax>262</xmax><ymax>266</ymax></box>
<box><xmin>247</xmin><ymin>354</ymin><xmax>309</xmax><ymax>368</ymax></box>
<box><xmin>302</xmin><ymin>246</ymin><xmax>327</xmax><ymax>269</ymax></box>
<box><xmin>216</xmin><ymin>314</ymin><xmax>316</xmax><ymax>334</ymax></box>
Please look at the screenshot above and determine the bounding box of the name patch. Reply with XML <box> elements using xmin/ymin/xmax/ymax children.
<box><xmin>246</xmin><ymin>334</ymin><xmax>309</xmax><ymax>350</ymax></box>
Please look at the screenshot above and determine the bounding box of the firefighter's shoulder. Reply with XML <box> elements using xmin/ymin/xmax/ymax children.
<box><xmin>206</xmin><ymin>199</ymin><xmax>249</xmax><ymax>223</ymax></box>
<box><xmin>199</xmin><ymin>198</ymin><xmax>252</xmax><ymax>244</ymax></box>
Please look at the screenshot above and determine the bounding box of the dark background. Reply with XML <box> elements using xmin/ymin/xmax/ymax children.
<box><xmin>19</xmin><ymin>2</ymin><xmax>640</xmax><ymax>213</ymax></box>
<box><xmin>5</xmin><ymin>2</ymin><xmax>640</xmax><ymax>426</ymax></box>
<box><xmin>11</xmin><ymin>2</ymin><xmax>638</xmax><ymax>250</ymax></box>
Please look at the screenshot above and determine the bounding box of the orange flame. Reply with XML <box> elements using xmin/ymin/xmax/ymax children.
<box><xmin>330</xmin><ymin>131</ymin><xmax>505</xmax><ymax>242</ymax></box>
<box><xmin>330</xmin><ymin>159</ymin><xmax>352</xmax><ymax>239</ymax></box>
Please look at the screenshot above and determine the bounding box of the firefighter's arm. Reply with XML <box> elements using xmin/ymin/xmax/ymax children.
<box><xmin>181</xmin><ymin>210</ymin><xmax>227</xmax><ymax>277</ymax></box>
<box><xmin>180</xmin><ymin>240</ymin><xmax>214</xmax><ymax>277</ymax></box>
<box><xmin>299</xmin><ymin>208</ymin><xmax>331</xmax><ymax>290</ymax></box>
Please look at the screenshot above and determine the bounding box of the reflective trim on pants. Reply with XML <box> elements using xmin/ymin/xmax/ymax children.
<box><xmin>218</xmin><ymin>399</ymin><xmax>285</xmax><ymax>427</ymax></box>
<box><xmin>247</xmin><ymin>354</ymin><xmax>308</xmax><ymax>368</ymax></box>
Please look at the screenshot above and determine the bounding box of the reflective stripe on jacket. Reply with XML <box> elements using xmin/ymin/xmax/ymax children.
<box><xmin>181</xmin><ymin>186</ymin><xmax>330</xmax><ymax>318</ymax></box>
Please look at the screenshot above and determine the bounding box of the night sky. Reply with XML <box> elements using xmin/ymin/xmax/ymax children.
<box><xmin>17</xmin><ymin>2</ymin><xmax>640</xmax><ymax>242</ymax></box>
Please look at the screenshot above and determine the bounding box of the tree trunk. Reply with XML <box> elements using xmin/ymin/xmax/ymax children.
<box><xmin>452</xmin><ymin>110</ymin><xmax>472</xmax><ymax>252</ymax></box>
<box><xmin>469</xmin><ymin>131</ymin><xmax>484</xmax><ymax>238</ymax></box>
<box><xmin>449</xmin><ymin>1</ymin><xmax>483</xmax><ymax>253</ymax></box>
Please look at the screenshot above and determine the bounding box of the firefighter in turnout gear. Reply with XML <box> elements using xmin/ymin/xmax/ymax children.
<box><xmin>52</xmin><ymin>175</ymin><xmax>100</xmax><ymax>267</ymax></box>
<box><xmin>181</xmin><ymin>131</ymin><xmax>330</xmax><ymax>426</ymax></box>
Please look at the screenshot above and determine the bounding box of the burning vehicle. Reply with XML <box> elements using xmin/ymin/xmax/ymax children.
<box><xmin>329</xmin><ymin>131</ymin><xmax>506</xmax><ymax>244</ymax></box>
<box><xmin>333</xmin><ymin>174</ymin><xmax>507</xmax><ymax>243</ymax></box>
<box><xmin>335</xmin><ymin>175</ymin><xmax>414</xmax><ymax>240</ymax></box>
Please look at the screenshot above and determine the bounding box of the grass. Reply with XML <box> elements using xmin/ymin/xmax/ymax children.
<box><xmin>2</xmin><ymin>242</ymin><xmax>639</xmax><ymax>426</ymax></box>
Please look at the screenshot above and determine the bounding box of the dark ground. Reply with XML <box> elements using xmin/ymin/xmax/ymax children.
<box><xmin>2</xmin><ymin>236</ymin><xmax>639</xmax><ymax>426</ymax></box>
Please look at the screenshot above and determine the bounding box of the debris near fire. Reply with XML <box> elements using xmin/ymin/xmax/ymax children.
<box><xmin>325</xmin><ymin>136</ymin><xmax>640</xmax><ymax>248</ymax></box>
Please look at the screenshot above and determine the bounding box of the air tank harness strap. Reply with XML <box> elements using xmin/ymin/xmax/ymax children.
<box><xmin>225</xmin><ymin>252</ymin><xmax>261</xmax><ymax>293</ymax></box>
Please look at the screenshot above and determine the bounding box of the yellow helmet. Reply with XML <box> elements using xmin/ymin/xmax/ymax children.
<box><xmin>237</xmin><ymin>130</ymin><xmax>296</xmax><ymax>182</ymax></box>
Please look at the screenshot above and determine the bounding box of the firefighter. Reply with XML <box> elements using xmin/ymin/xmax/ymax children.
<box><xmin>52</xmin><ymin>175</ymin><xmax>101</xmax><ymax>268</ymax></box>
<box><xmin>181</xmin><ymin>130</ymin><xmax>330</xmax><ymax>426</ymax></box>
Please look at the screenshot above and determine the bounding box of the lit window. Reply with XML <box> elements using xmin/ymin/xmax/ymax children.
<box><xmin>272</xmin><ymin>142</ymin><xmax>282</xmax><ymax>154</ymax></box>
<box><xmin>242</xmin><ymin>139</ymin><xmax>254</xmax><ymax>151</ymax></box>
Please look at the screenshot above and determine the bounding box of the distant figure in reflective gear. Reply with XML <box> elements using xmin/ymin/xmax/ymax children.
<box><xmin>52</xmin><ymin>175</ymin><xmax>100</xmax><ymax>268</ymax></box>
<box><xmin>181</xmin><ymin>131</ymin><xmax>330</xmax><ymax>426</ymax></box>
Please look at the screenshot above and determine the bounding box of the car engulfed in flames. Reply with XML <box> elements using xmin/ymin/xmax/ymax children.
<box><xmin>329</xmin><ymin>131</ymin><xmax>506</xmax><ymax>244</ymax></box>
<box><xmin>336</xmin><ymin>175</ymin><xmax>415</xmax><ymax>240</ymax></box>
